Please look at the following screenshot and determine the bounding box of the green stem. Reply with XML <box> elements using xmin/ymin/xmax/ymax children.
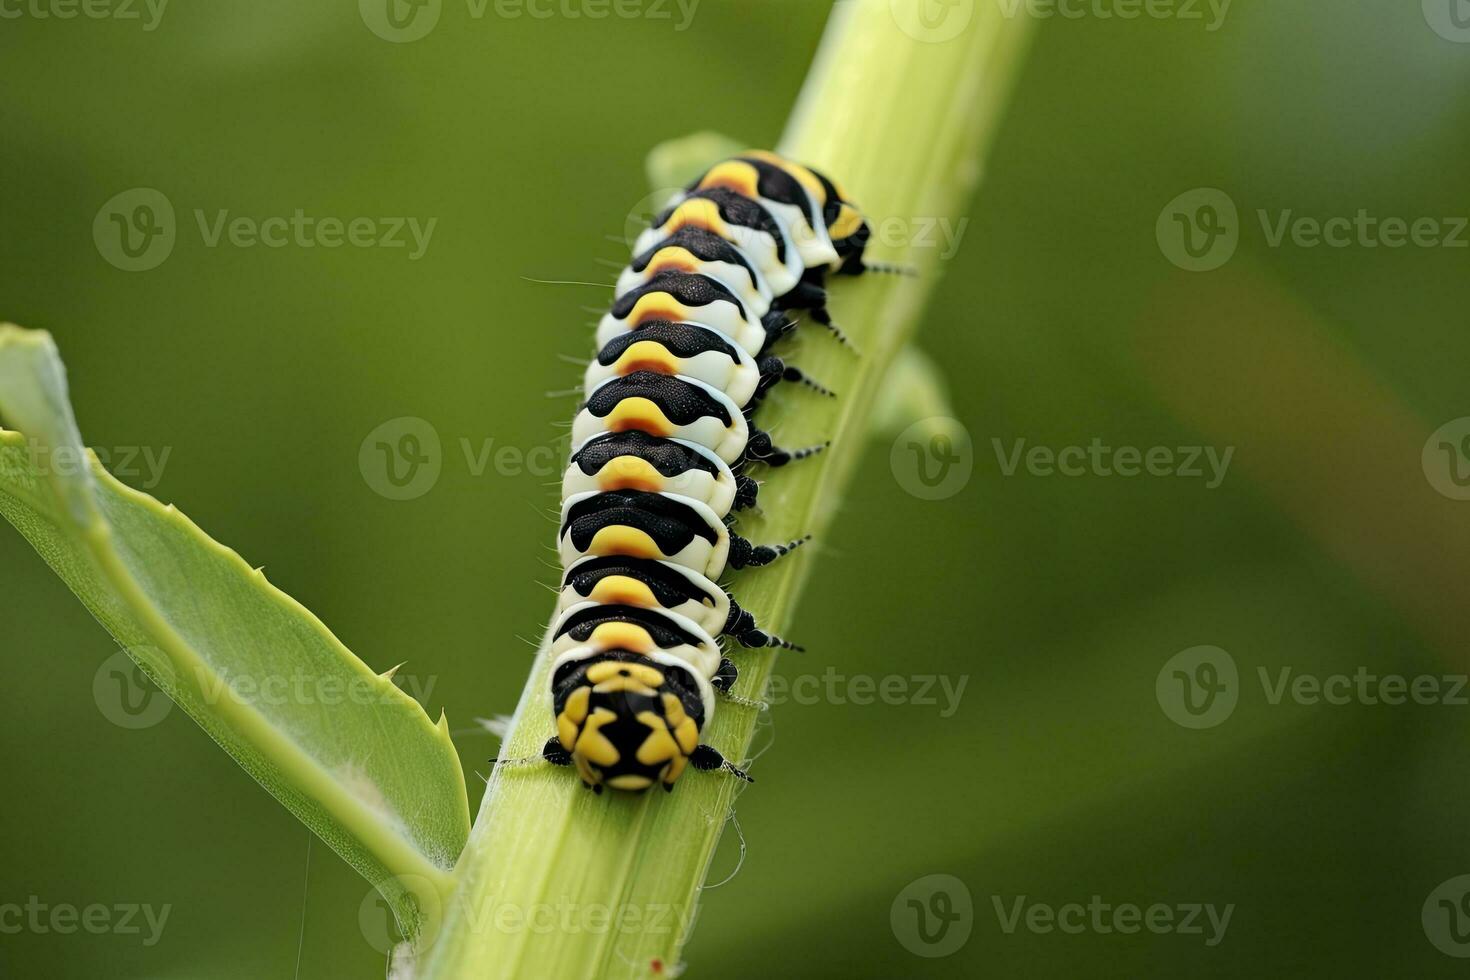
<box><xmin>416</xmin><ymin>2</ymin><xmax>1033</xmax><ymax>977</ymax></box>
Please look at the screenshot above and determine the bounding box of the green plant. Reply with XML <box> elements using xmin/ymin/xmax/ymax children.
<box><xmin>0</xmin><ymin>2</ymin><xmax>1032</xmax><ymax>976</ymax></box>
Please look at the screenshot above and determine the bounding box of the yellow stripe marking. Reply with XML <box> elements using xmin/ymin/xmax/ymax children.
<box><xmin>587</xmin><ymin>525</ymin><xmax>662</xmax><ymax>559</ymax></box>
<box><xmin>614</xmin><ymin>340</ymin><xmax>679</xmax><ymax>376</ymax></box>
<box><xmin>588</xmin><ymin>574</ymin><xmax>660</xmax><ymax>608</ymax></box>
<box><xmin>597</xmin><ymin>456</ymin><xmax>665</xmax><ymax>494</ymax></box>
<box><xmin>626</xmin><ymin>293</ymin><xmax>692</xmax><ymax>326</ymax></box>
<box><xmin>645</xmin><ymin>246</ymin><xmax>700</xmax><ymax>276</ymax></box>
<box><xmin>589</xmin><ymin>621</ymin><xmax>654</xmax><ymax>654</ymax></box>
<box><xmin>660</xmin><ymin>198</ymin><xmax>729</xmax><ymax>239</ymax></box>
<box><xmin>605</xmin><ymin>396</ymin><xmax>673</xmax><ymax>437</ymax></box>
<box><xmin>698</xmin><ymin>160</ymin><xmax>761</xmax><ymax>199</ymax></box>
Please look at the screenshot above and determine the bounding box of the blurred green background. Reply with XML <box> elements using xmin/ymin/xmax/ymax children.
<box><xmin>5</xmin><ymin>1</ymin><xmax>1470</xmax><ymax>976</ymax></box>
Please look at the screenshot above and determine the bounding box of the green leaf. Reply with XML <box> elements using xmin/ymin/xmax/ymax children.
<box><xmin>868</xmin><ymin>345</ymin><xmax>958</xmax><ymax>441</ymax></box>
<box><xmin>0</xmin><ymin>324</ymin><xmax>470</xmax><ymax>937</ymax></box>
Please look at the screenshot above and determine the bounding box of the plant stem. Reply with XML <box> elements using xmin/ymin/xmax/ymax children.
<box><xmin>415</xmin><ymin>3</ymin><xmax>1034</xmax><ymax>977</ymax></box>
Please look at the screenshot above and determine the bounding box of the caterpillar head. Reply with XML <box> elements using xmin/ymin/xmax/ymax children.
<box><xmin>550</xmin><ymin>651</ymin><xmax>705</xmax><ymax>793</ymax></box>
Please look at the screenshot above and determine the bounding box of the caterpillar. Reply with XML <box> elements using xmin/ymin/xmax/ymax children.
<box><xmin>514</xmin><ymin>151</ymin><xmax>875</xmax><ymax>794</ymax></box>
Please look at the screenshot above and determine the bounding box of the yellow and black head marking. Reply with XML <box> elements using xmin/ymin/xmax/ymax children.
<box><xmin>670</xmin><ymin>151</ymin><xmax>892</xmax><ymax>347</ymax></box>
<box><xmin>543</xmin><ymin>643</ymin><xmax>751</xmax><ymax>793</ymax></box>
<box><xmin>730</xmin><ymin>150</ymin><xmax>873</xmax><ymax>276</ymax></box>
<box><xmin>499</xmin><ymin>149</ymin><xmax>879</xmax><ymax>794</ymax></box>
<box><xmin>687</xmin><ymin>154</ymin><xmax>840</xmax><ymax>270</ymax></box>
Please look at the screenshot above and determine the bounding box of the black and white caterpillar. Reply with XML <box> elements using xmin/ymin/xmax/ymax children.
<box><xmin>528</xmin><ymin>151</ymin><xmax>873</xmax><ymax>793</ymax></box>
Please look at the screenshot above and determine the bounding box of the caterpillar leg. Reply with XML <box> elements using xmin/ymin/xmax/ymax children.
<box><xmin>746</xmin><ymin>429</ymin><xmax>829</xmax><ymax>467</ymax></box>
<box><xmin>733</xmin><ymin>474</ymin><xmax>761</xmax><ymax>511</ymax></box>
<box><xmin>489</xmin><ymin>737</ymin><xmax>567</xmax><ymax>772</ymax></box>
<box><xmin>759</xmin><ymin>311</ymin><xmax>797</xmax><ymax>352</ymax></box>
<box><xmin>807</xmin><ymin>305</ymin><xmax>856</xmax><ymax>350</ymax></box>
<box><xmin>754</xmin><ymin>355</ymin><xmax>837</xmax><ymax>402</ymax></box>
<box><xmin>862</xmin><ymin>260</ymin><xmax>919</xmax><ymax>277</ymax></box>
<box><xmin>542</xmin><ymin>736</ymin><xmax>571</xmax><ymax>767</ymax></box>
<box><xmin>728</xmin><ymin>532</ymin><xmax>811</xmax><ymax>569</ymax></box>
<box><xmin>773</xmin><ymin>280</ymin><xmax>854</xmax><ymax>348</ymax></box>
<box><xmin>725</xmin><ymin>599</ymin><xmax>803</xmax><ymax>651</ymax></box>
<box><xmin>710</xmin><ymin>658</ymin><xmax>766</xmax><ymax>709</ymax></box>
<box><xmin>690</xmin><ymin>744</ymin><xmax>754</xmax><ymax>783</ymax></box>
<box><xmin>712</xmin><ymin>658</ymin><xmax>739</xmax><ymax>692</ymax></box>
